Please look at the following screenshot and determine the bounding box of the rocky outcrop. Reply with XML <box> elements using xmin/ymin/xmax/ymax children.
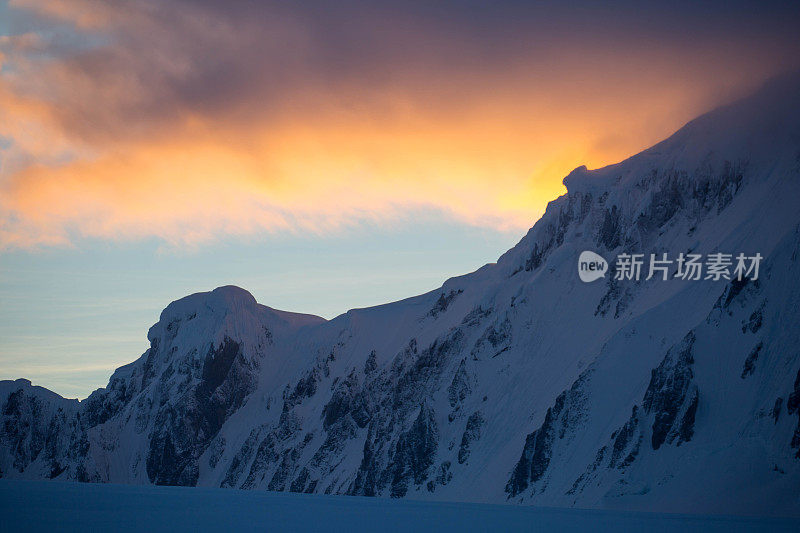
<box><xmin>642</xmin><ymin>333</ymin><xmax>699</xmax><ymax>451</ymax></box>
<box><xmin>457</xmin><ymin>411</ymin><xmax>484</xmax><ymax>465</ymax></box>
<box><xmin>741</xmin><ymin>342</ymin><xmax>763</xmax><ymax>378</ymax></box>
<box><xmin>788</xmin><ymin>368</ymin><xmax>800</xmax><ymax>458</ymax></box>
<box><xmin>387</xmin><ymin>404</ymin><xmax>439</xmax><ymax>498</ymax></box>
<box><xmin>146</xmin><ymin>337</ymin><xmax>256</xmax><ymax>485</ymax></box>
<box><xmin>0</xmin><ymin>381</ymin><xmax>88</xmax><ymax>481</ymax></box>
<box><xmin>506</xmin><ymin>375</ymin><xmax>588</xmax><ymax>497</ymax></box>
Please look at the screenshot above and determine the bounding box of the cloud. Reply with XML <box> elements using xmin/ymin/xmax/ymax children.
<box><xmin>1</xmin><ymin>0</ymin><xmax>799</xmax><ymax>248</ymax></box>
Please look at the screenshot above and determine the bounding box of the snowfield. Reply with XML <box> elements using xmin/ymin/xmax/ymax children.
<box><xmin>1</xmin><ymin>480</ymin><xmax>798</xmax><ymax>532</ymax></box>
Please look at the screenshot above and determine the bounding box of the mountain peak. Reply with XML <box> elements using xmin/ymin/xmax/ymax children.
<box><xmin>561</xmin><ymin>70</ymin><xmax>800</xmax><ymax>199</ymax></box>
<box><xmin>3</xmin><ymin>74</ymin><xmax>799</xmax><ymax>516</ymax></box>
<box><xmin>161</xmin><ymin>285</ymin><xmax>256</xmax><ymax>317</ymax></box>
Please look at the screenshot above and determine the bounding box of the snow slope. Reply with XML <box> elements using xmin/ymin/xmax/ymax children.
<box><xmin>2</xmin><ymin>480</ymin><xmax>797</xmax><ymax>532</ymax></box>
<box><xmin>1</xmin><ymin>72</ymin><xmax>800</xmax><ymax>517</ymax></box>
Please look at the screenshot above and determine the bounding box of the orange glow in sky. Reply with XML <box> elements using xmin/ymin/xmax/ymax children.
<box><xmin>1</xmin><ymin>0</ymin><xmax>799</xmax><ymax>249</ymax></box>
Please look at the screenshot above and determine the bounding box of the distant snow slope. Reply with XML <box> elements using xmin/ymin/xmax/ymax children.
<box><xmin>3</xmin><ymin>480</ymin><xmax>798</xmax><ymax>533</ymax></box>
<box><xmin>2</xmin><ymin>72</ymin><xmax>800</xmax><ymax>517</ymax></box>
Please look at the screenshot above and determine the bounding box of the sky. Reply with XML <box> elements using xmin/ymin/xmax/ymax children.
<box><xmin>1</xmin><ymin>0</ymin><xmax>799</xmax><ymax>398</ymax></box>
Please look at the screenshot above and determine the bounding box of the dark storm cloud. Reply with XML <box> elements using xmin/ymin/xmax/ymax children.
<box><xmin>1</xmin><ymin>0</ymin><xmax>799</xmax><ymax>247</ymax></box>
<box><xmin>9</xmin><ymin>0</ymin><xmax>799</xmax><ymax>144</ymax></box>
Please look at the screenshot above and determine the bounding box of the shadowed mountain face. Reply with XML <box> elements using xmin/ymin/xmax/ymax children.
<box><xmin>2</xmin><ymin>74</ymin><xmax>800</xmax><ymax>516</ymax></box>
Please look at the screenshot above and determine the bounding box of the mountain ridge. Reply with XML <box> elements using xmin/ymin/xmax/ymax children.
<box><xmin>2</xmin><ymin>72</ymin><xmax>799</xmax><ymax>516</ymax></box>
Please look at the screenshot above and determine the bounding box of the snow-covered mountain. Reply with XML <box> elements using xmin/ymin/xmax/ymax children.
<box><xmin>2</xmin><ymin>73</ymin><xmax>800</xmax><ymax>516</ymax></box>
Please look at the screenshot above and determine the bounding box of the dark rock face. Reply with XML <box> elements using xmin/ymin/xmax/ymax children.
<box><xmin>599</xmin><ymin>205</ymin><xmax>622</xmax><ymax>249</ymax></box>
<box><xmin>742</xmin><ymin>302</ymin><xmax>765</xmax><ymax>334</ymax></box>
<box><xmin>269</xmin><ymin>432</ymin><xmax>314</xmax><ymax>491</ymax></box>
<box><xmin>2</xmin><ymin>389</ymin><xmax>47</xmax><ymax>472</ymax></box>
<box><xmin>0</xmin><ymin>291</ymin><xmax>262</xmax><ymax>483</ymax></box>
<box><xmin>240</xmin><ymin>433</ymin><xmax>279</xmax><ymax>489</ymax></box>
<box><xmin>388</xmin><ymin>404</ymin><xmax>439</xmax><ymax>498</ymax></box>
<box><xmin>772</xmin><ymin>398</ymin><xmax>783</xmax><ymax>424</ymax></box>
<box><xmin>323</xmin><ymin>371</ymin><xmax>360</xmax><ymax>431</ymax></box>
<box><xmin>506</xmin><ymin>410</ymin><xmax>553</xmax><ymax>496</ymax></box>
<box><xmin>642</xmin><ymin>332</ymin><xmax>698</xmax><ymax>450</ymax></box>
<box><xmin>457</xmin><ymin>411</ymin><xmax>484</xmax><ymax>465</ymax></box>
<box><xmin>741</xmin><ymin>342</ymin><xmax>763</xmax><ymax>379</ymax></box>
<box><xmin>609</xmin><ymin>406</ymin><xmax>642</xmax><ymax>470</ymax></box>
<box><xmin>515</xmin><ymin>158</ymin><xmax>744</xmax><ymax>282</ymax></box>
<box><xmin>471</xmin><ymin>316</ymin><xmax>512</xmax><ymax>360</ymax></box>
<box><xmin>0</xmin><ymin>384</ymin><xmax>87</xmax><ymax>481</ymax></box>
<box><xmin>224</xmin><ymin>323</ymin><xmax>468</xmax><ymax>497</ymax></box>
<box><xmin>83</xmin><ymin>368</ymin><xmax>137</xmax><ymax>428</ymax></box>
<box><xmin>787</xmin><ymin>368</ymin><xmax>800</xmax><ymax>458</ymax></box>
<box><xmin>521</xmin><ymin>192</ymin><xmax>587</xmax><ymax>273</ymax></box>
<box><xmin>515</xmin><ymin>332</ymin><xmax>704</xmax><ymax>499</ymax></box>
<box><xmin>429</xmin><ymin>290</ymin><xmax>463</xmax><ymax>318</ymax></box>
<box><xmin>448</xmin><ymin>360</ymin><xmax>471</xmax><ymax>409</ymax></box>
<box><xmin>221</xmin><ymin>429</ymin><xmax>259</xmax><ymax>488</ymax></box>
<box><xmin>349</xmin><ymin>428</ymin><xmax>381</xmax><ymax>497</ymax></box>
<box><xmin>363</xmin><ymin>350</ymin><xmax>377</xmax><ymax>375</ymax></box>
<box><xmin>427</xmin><ymin>461</ymin><xmax>453</xmax><ymax>492</ymax></box>
<box><xmin>355</xmin><ymin>335</ymin><xmax>459</xmax><ymax>496</ymax></box>
<box><xmin>1</xmin><ymin>290</ymin><xmax>276</xmax><ymax>486</ymax></box>
<box><xmin>146</xmin><ymin>337</ymin><xmax>255</xmax><ymax>485</ymax></box>
<box><xmin>447</xmin><ymin>360</ymin><xmax>472</xmax><ymax>422</ymax></box>
<box><xmin>506</xmin><ymin>376</ymin><xmax>587</xmax><ymax>497</ymax></box>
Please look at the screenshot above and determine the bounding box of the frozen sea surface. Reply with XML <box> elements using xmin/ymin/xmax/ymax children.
<box><xmin>1</xmin><ymin>480</ymin><xmax>797</xmax><ymax>532</ymax></box>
